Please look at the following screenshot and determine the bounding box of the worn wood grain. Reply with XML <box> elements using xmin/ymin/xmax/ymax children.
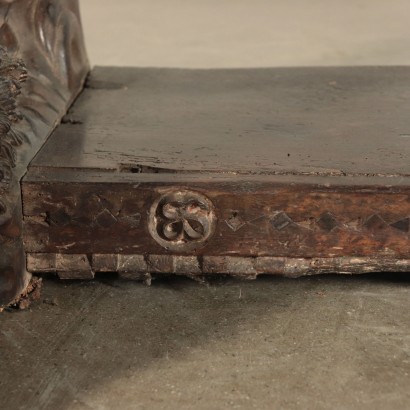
<box><xmin>30</xmin><ymin>66</ymin><xmax>410</xmax><ymax>177</ymax></box>
<box><xmin>27</xmin><ymin>253</ymin><xmax>410</xmax><ymax>280</ymax></box>
<box><xmin>22</xmin><ymin>178</ymin><xmax>409</xmax><ymax>257</ymax></box>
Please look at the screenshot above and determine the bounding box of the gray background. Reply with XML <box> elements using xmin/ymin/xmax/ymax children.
<box><xmin>82</xmin><ymin>0</ymin><xmax>410</xmax><ymax>68</ymax></box>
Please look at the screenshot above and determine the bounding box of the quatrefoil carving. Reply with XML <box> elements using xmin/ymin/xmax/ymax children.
<box><xmin>148</xmin><ymin>190</ymin><xmax>216</xmax><ymax>251</ymax></box>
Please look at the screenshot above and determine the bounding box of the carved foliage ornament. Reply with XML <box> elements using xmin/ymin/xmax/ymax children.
<box><xmin>0</xmin><ymin>0</ymin><xmax>88</xmax><ymax>226</ymax></box>
<box><xmin>0</xmin><ymin>46</ymin><xmax>26</xmax><ymax>172</ymax></box>
<box><xmin>0</xmin><ymin>46</ymin><xmax>27</xmax><ymax>220</ymax></box>
<box><xmin>0</xmin><ymin>0</ymin><xmax>89</xmax><ymax>307</ymax></box>
<box><xmin>149</xmin><ymin>190</ymin><xmax>216</xmax><ymax>251</ymax></box>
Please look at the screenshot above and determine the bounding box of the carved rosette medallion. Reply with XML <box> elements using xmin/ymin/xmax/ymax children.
<box><xmin>148</xmin><ymin>190</ymin><xmax>216</xmax><ymax>251</ymax></box>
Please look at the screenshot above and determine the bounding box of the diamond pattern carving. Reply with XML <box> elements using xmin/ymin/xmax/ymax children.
<box><xmin>268</xmin><ymin>211</ymin><xmax>409</xmax><ymax>233</ymax></box>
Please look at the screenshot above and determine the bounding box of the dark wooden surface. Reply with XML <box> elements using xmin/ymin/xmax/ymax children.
<box><xmin>23</xmin><ymin>67</ymin><xmax>410</xmax><ymax>278</ymax></box>
<box><xmin>31</xmin><ymin>66</ymin><xmax>410</xmax><ymax>176</ymax></box>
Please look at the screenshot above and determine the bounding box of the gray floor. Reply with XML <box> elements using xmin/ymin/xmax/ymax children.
<box><xmin>2</xmin><ymin>274</ymin><xmax>410</xmax><ymax>410</ymax></box>
<box><xmin>2</xmin><ymin>1</ymin><xmax>410</xmax><ymax>409</ymax></box>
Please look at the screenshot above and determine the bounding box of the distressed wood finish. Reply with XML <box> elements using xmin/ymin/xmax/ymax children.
<box><xmin>23</xmin><ymin>67</ymin><xmax>410</xmax><ymax>279</ymax></box>
<box><xmin>27</xmin><ymin>253</ymin><xmax>410</xmax><ymax>281</ymax></box>
<box><xmin>0</xmin><ymin>0</ymin><xmax>89</xmax><ymax>307</ymax></box>
<box><xmin>23</xmin><ymin>174</ymin><xmax>410</xmax><ymax>258</ymax></box>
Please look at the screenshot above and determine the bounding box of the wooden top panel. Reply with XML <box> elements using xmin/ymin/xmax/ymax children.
<box><xmin>30</xmin><ymin>66</ymin><xmax>410</xmax><ymax>177</ymax></box>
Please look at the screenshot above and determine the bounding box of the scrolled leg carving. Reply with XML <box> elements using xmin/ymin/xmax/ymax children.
<box><xmin>0</xmin><ymin>46</ymin><xmax>29</xmax><ymax>307</ymax></box>
<box><xmin>0</xmin><ymin>0</ymin><xmax>89</xmax><ymax>308</ymax></box>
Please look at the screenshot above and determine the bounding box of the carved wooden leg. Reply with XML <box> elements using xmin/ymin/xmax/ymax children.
<box><xmin>0</xmin><ymin>0</ymin><xmax>89</xmax><ymax>308</ymax></box>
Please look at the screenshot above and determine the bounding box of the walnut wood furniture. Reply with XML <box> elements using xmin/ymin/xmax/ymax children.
<box><xmin>1</xmin><ymin>0</ymin><xmax>409</xmax><ymax>308</ymax></box>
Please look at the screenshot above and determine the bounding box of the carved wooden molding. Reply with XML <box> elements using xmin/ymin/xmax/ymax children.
<box><xmin>0</xmin><ymin>0</ymin><xmax>89</xmax><ymax>307</ymax></box>
<box><xmin>27</xmin><ymin>253</ymin><xmax>410</xmax><ymax>281</ymax></box>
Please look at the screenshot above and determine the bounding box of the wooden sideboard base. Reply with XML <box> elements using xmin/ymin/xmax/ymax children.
<box><xmin>22</xmin><ymin>66</ymin><xmax>410</xmax><ymax>278</ymax></box>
